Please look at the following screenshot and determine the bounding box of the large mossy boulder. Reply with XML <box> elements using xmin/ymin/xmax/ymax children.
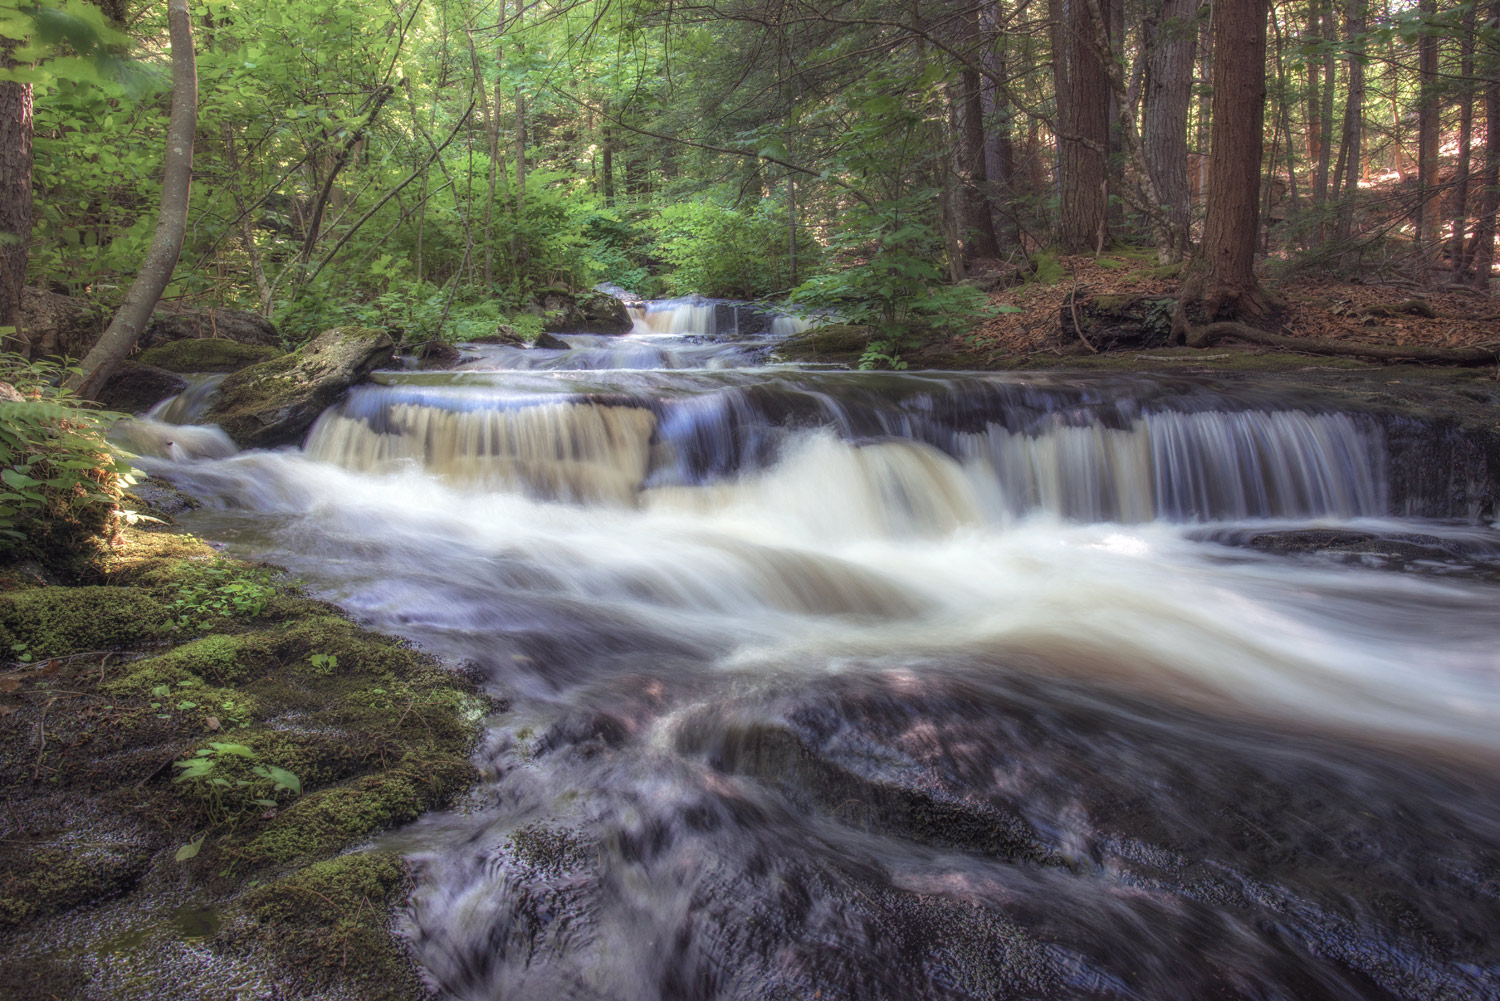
<box><xmin>135</xmin><ymin>338</ymin><xmax>284</xmax><ymax>373</ymax></box>
<box><xmin>142</xmin><ymin>304</ymin><xmax>281</xmax><ymax>349</ymax></box>
<box><xmin>201</xmin><ymin>326</ymin><xmax>394</xmax><ymax>448</ymax></box>
<box><xmin>9</xmin><ymin>287</ymin><xmax>104</xmax><ymax>360</ymax></box>
<box><xmin>523</xmin><ymin>288</ymin><xmax>632</xmax><ymax>334</ymax></box>
<box><xmin>576</xmin><ymin>290</ymin><xmax>632</xmax><ymax>334</ymax></box>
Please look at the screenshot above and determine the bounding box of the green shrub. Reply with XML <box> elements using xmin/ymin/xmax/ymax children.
<box><xmin>650</xmin><ymin>196</ymin><xmax>819</xmax><ymax>299</ymax></box>
<box><xmin>0</xmin><ymin>353</ymin><xmax>128</xmax><ymax>565</ymax></box>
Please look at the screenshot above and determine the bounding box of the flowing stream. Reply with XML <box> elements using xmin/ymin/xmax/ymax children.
<box><xmin>135</xmin><ymin>300</ymin><xmax>1500</xmax><ymax>1001</ymax></box>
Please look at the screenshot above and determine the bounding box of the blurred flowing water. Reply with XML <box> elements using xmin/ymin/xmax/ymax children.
<box><xmin>136</xmin><ymin>299</ymin><xmax>1500</xmax><ymax>1001</ymax></box>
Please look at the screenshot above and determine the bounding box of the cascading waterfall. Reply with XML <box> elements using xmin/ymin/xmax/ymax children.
<box><xmin>131</xmin><ymin>296</ymin><xmax>1500</xmax><ymax>1001</ymax></box>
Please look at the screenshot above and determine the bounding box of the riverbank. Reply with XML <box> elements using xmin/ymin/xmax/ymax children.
<box><xmin>0</xmin><ymin>493</ymin><xmax>492</xmax><ymax>1000</ymax></box>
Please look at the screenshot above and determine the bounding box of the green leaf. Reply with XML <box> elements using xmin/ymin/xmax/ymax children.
<box><xmin>175</xmin><ymin>836</ymin><xmax>204</xmax><ymax>862</ymax></box>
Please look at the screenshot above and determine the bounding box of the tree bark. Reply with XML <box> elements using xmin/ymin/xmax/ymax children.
<box><xmin>1143</xmin><ymin>0</ymin><xmax>1200</xmax><ymax>262</ymax></box>
<box><xmin>0</xmin><ymin>43</ymin><xmax>32</xmax><ymax>352</ymax></box>
<box><xmin>1179</xmin><ymin>0</ymin><xmax>1271</xmax><ymax>321</ymax></box>
<box><xmin>1334</xmin><ymin>0</ymin><xmax>1366</xmax><ymax>246</ymax></box>
<box><xmin>1449</xmin><ymin>2</ymin><xmax>1477</xmax><ymax>277</ymax></box>
<box><xmin>959</xmin><ymin>48</ymin><xmax>1001</xmax><ymax>259</ymax></box>
<box><xmin>1469</xmin><ymin>2</ymin><xmax>1500</xmax><ymax>290</ymax></box>
<box><xmin>67</xmin><ymin>0</ymin><xmax>196</xmax><ymax>398</ymax></box>
<box><xmin>1416</xmin><ymin>0</ymin><xmax>1439</xmax><ymax>270</ymax></box>
<box><xmin>1057</xmin><ymin>0</ymin><xmax>1111</xmax><ymax>252</ymax></box>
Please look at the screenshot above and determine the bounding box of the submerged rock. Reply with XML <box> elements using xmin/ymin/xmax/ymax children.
<box><xmin>202</xmin><ymin>326</ymin><xmax>395</xmax><ymax>449</ymax></box>
<box><xmin>135</xmin><ymin>339</ymin><xmax>283</xmax><ymax>373</ymax></box>
<box><xmin>96</xmin><ymin>361</ymin><xmax>186</xmax><ymax>415</ymax></box>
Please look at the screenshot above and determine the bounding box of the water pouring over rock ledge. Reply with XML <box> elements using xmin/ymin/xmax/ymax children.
<box><xmin>45</xmin><ymin>300</ymin><xmax>1500</xmax><ymax>999</ymax></box>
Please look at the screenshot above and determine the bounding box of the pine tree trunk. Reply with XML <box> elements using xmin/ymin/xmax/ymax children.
<box><xmin>1143</xmin><ymin>0</ymin><xmax>1200</xmax><ymax>262</ymax></box>
<box><xmin>1469</xmin><ymin>2</ymin><xmax>1500</xmax><ymax>290</ymax></box>
<box><xmin>1416</xmin><ymin>0</ymin><xmax>1439</xmax><ymax>270</ymax></box>
<box><xmin>1180</xmin><ymin>0</ymin><xmax>1271</xmax><ymax>320</ymax></box>
<box><xmin>1450</xmin><ymin>3</ymin><xmax>1478</xmax><ymax>277</ymax></box>
<box><xmin>959</xmin><ymin>55</ymin><xmax>1001</xmax><ymax>259</ymax></box>
<box><xmin>68</xmin><ymin>0</ymin><xmax>196</xmax><ymax>398</ymax></box>
<box><xmin>1334</xmin><ymin>0</ymin><xmax>1366</xmax><ymax>246</ymax></box>
<box><xmin>0</xmin><ymin>43</ymin><xmax>32</xmax><ymax>351</ymax></box>
<box><xmin>1058</xmin><ymin>0</ymin><xmax>1112</xmax><ymax>252</ymax></box>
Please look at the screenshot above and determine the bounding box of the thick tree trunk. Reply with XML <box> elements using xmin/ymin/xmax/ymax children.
<box><xmin>1179</xmin><ymin>0</ymin><xmax>1271</xmax><ymax>321</ymax></box>
<box><xmin>1143</xmin><ymin>0</ymin><xmax>1200</xmax><ymax>262</ymax></box>
<box><xmin>0</xmin><ymin>45</ymin><xmax>31</xmax><ymax>351</ymax></box>
<box><xmin>68</xmin><ymin>0</ymin><xmax>196</xmax><ymax>398</ymax></box>
<box><xmin>980</xmin><ymin>17</ymin><xmax>1020</xmax><ymax>249</ymax></box>
<box><xmin>959</xmin><ymin>56</ymin><xmax>1001</xmax><ymax>259</ymax></box>
<box><xmin>1449</xmin><ymin>3</ymin><xmax>1477</xmax><ymax>277</ymax></box>
<box><xmin>1058</xmin><ymin>0</ymin><xmax>1112</xmax><ymax>253</ymax></box>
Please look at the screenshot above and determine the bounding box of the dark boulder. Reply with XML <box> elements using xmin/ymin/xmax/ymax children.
<box><xmin>575</xmin><ymin>290</ymin><xmax>632</xmax><ymax>335</ymax></box>
<box><xmin>201</xmin><ymin>327</ymin><xmax>394</xmax><ymax>448</ymax></box>
<box><xmin>523</xmin><ymin>288</ymin><xmax>631</xmax><ymax>334</ymax></box>
<box><xmin>469</xmin><ymin>324</ymin><xmax>528</xmax><ymax>347</ymax></box>
<box><xmin>534</xmin><ymin>332</ymin><xmax>569</xmax><ymax>350</ymax></box>
<box><xmin>96</xmin><ymin>362</ymin><xmax>187</xmax><ymax>415</ymax></box>
<box><xmin>142</xmin><ymin>304</ymin><xmax>281</xmax><ymax>348</ymax></box>
<box><xmin>9</xmin><ymin>287</ymin><xmax>104</xmax><ymax>361</ymax></box>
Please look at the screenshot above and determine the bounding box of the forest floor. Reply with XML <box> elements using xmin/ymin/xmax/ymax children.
<box><xmin>955</xmin><ymin>249</ymin><xmax>1500</xmax><ymax>362</ymax></box>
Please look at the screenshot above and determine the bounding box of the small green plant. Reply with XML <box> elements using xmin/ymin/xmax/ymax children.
<box><xmin>173</xmin><ymin>741</ymin><xmax>302</xmax><ymax>827</ymax></box>
<box><xmin>171</xmin><ymin>564</ymin><xmax>277</xmax><ymax>631</ymax></box>
<box><xmin>308</xmin><ymin>652</ymin><xmax>338</xmax><ymax>675</ymax></box>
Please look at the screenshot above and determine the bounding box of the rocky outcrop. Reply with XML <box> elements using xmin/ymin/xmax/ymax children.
<box><xmin>96</xmin><ymin>362</ymin><xmax>187</xmax><ymax>415</ymax></box>
<box><xmin>9</xmin><ymin>287</ymin><xmax>105</xmax><ymax>361</ymax></box>
<box><xmin>142</xmin><ymin>304</ymin><xmax>281</xmax><ymax>348</ymax></box>
<box><xmin>135</xmin><ymin>339</ymin><xmax>283</xmax><ymax>373</ymax></box>
<box><xmin>201</xmin><ymin>327</ymin><xmax>394</xmax><ymax>448</ymax></box>
<box><xmin>523</xmin><ymin>289</ymin><xmax>631</xmax><ymax>335</ymax></box>
<box><xmin>774</xmin><ymin>324</ymin><xmax>872</xmax><ymax>365</ymax></box>
<box><xmin>469</xmin><ymin>325</ymin><xmax>569</xmax><ymax>350</ymax></box>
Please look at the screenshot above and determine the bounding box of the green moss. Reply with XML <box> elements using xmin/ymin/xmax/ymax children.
<box><xmin>237</xmin><ymin>756</ymin><xmax>475</xmax><ymax>868</ymax></box>
<box><xmin>776</xmin><ymin>323</ymin><xmax>873</xmax><ymax>364</ymax></box>
<box><xmin>135</xmin><ymin>340</ymin><xmax>284</xmax><ymax>373</ymax></box>
<box><xmin>0</xmin><ymin>586</ymin><xmax>171</xmax><ymax>657</ymax></box>
<box><xmin>1028</xmin><ymin>252</ymin><xmax>1066</xmax><ymax>285</ymax></box>
<box><xmin>0</xmin><ymin>844</ymin><xmax>152</xmax><ymax>930</ymax></box>
<box><xmin>236</xmin><ymin>852</ymin><xmax>425</xmax><ymax>1000</ymax></box>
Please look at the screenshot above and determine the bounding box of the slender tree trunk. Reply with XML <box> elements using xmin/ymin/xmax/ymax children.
<box><xmin>68</xmin><ymin>0</ymin><xmax>196</xmax><ymax>398</ymax></box>
<box><xmin>1059</xmin><ymin>0</ymin><xmax>1112</xmax><ymax>252</ymax></box>
<box><xmin>1416</xmin><ymin>0</ymin><xmax>1439</xmax><ymax>272</ymax></box>
<box><xmin>1469</xmin><ymin>2</ymin><xmax>1500</xmax><ymax>289</ymax></box>
<box><xmin>1143</xmin><ymin>0</ymin><xmax>1200</xmax><ymax>261</ymax></box>
<box><xmin>1180</xmin><ymin>0</ymin><xmax>1271</xmax><ymax>320</ymax></box>
<box><xmin>1450</xmin><ymin>4</ymin><xmax>1477</xmax><ymax>277</ymax></box>
<box><xmin>1195</xmin><ymin>8</ymin><xmax>1213</xmax><ymax>217</ymax></box>
<box><xmin>1312</xmin><ymin>0</ymin><xmax>1336</xmax><ymax>242</ymax></box>
<box><xmin>1334</xmin><ymin>0</ymin><xmax>1366</xmax><ymax>246</ymax></box>
<box><xmin>468</xmin><ymin>32</ymin><xmax>497</xmax><ymax>287</ymax></box>
<box><xmin>981</xmin><ymin>10</ymin><xmax>1021</xmax><ymax>249</ymax></box>
<box><xmin>223</xmin><ymin>126</ymin><xmax>272</xmax><ymax>315</ymax></box>
<box><xmin>601</xmin><ymin>98</ymin><xmax>615</xmax><ymax>207</ymax></box>
<box><xmin>959</xmin><ymin>33</ymin><xmax>1001</xmax><ymax>259</ymax></box>
<box><xmin>0</xmin><ymin>43</ymin><xmax>32</xmax><ymax>353</ymax></box>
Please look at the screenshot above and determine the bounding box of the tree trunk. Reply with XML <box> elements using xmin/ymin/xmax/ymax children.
<box><xmin>981</xmin><ymin>11</ymin><xmax>1021</xmax><ymax>249</ymax></box>
<box><xmin>1334</xmin><ymin>0</ymin><xmax>1366</xmax><ymax>246</ymax></box>
<box><xmin>1058</xmin><ymin>0</ymin><xmax>1112</xmax><ymax>252</ymax></box>
<box><xmin>1312</xmin><ymin>0</ymin><xmax>1337</xmax><ymax>242</ymax></box>
<box><xmin>0</xmin><ymin>43</ymin><xmax>32</xmax><ymax>351</ymax></box>
<box><xmin>1416</xmin><ymin>0</ymin><xmax>1439</xmax><ymax>271</ymax></box>
<box><xmin>68</xmin><ymin>0</ymin><xmax>196</xmax><ymax>398</ymax></box>
<box><xmin>1179</xmin><ymin>0</ymin><xmax>1271</xmax><ymax>321</ymax></box>
<box><xmin>959</xmin><ymin>46</ymin><xmax>1001</xmax><ymax>259</ymax></box>
<box><xmin>1469</xmin><ymin>2</ymin><xmax>1500</xmax><ymax>290</ymax></box>
<box><xmin>1449</xmin><ymin>2</ymin><xmax>1477</xmax><ymax>277</ymax></box>
<box><xmin>1143</xmin><ymin>0</ymin><xmax>1200</xmax><ymax>262</ymax></box>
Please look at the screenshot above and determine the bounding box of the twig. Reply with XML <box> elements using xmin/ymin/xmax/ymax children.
<box><xmin>1068</xmin><ymin>280</ymin><xmax>1098</xmax><ymax>354</ymax></box>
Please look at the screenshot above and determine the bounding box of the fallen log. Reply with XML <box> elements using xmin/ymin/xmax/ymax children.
<box><xmin>1186</xmin><ymin>321</ymin><xmax>1499</xmax><ymax>366</ymax></box>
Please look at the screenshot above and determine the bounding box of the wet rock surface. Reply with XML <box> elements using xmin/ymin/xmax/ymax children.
<box><xmin>201</xmin><ymin>326</ymin><xmax>394</xmax><ymax>448</ymax></box>
<box><xmin>142</xmin><ymin>305</ymin><xmax>281</xmax><ymax>349</ymax></box>
<box><xmin>96</xmin><ymin>361</ymin><xmax>187</xmax><ymax>415</ymax></box>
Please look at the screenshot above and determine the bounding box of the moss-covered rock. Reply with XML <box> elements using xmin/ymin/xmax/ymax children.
<box><xmin>142</xmin><ymin>305</ymin><xmax>281</xmax><ymax>349</ymax></box>
<box><xmin>0</xmin><ymin>585</ymin><xmax>171</xmax><ymax>657</ymax></box>
<box><xmin>775</xmin><ymin>323</ymin><xmax>873</xmax><ymax>366</ymax></box>
<box><xmin>200</xmin><ymin>326</ymin><xmax>395</xmax><ymax>448</ymax></box>
<box><xmin>136</xmin><ymin>339</ymin><xmax>284</xmax><ymax>373</ymax></box>
<box><xmin>96</xmin><ymin>361</ymin><xmax>187</xmax><ymax>414</ymax></box>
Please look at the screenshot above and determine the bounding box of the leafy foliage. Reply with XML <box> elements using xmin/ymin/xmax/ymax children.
<box><xmin>0</xmin><ymin>353</ymin><xmax>127</xmax><ymax>563</ymax></box>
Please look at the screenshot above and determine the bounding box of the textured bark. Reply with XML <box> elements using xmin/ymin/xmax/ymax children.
<box><xmin>1181</xmin><ymin>0</ymin><xmax>1270</xmax><ymax>319</ymax></box>
<box><xmin>1416</xmin><ymin>0</ymin><xmax>1439</xmax><ymax>263</ymax></box>
<box><xmin>0</xmin><ymin>45</ymin><xmax>31</xmax><ymax>345</ymax></box>
<box><xmin>1469</xmin><ymin>5</ymin><xmax>1500</xmax><ymax>291</ymax></box>
<box><xmin>1058</xmin><ymin>0</ymin><xmax>1111</xmax><ymax>252</ymax></box>
<box><xmin>1334</xmin><ymin>0</ymin><xmax>1366</xmax><ymax>245</ymax></box>
<box><xmin>68</xmin><ymin>0</ymin><xmax>196</xmax><ymax>399</ymax></box>
<box><xmin>1143</xmin><ymin>0</ymin><xmax>1200</xmax><ymax>261</ymax></box>
<box><xmin>1449</xmin><ymin>3</ymin><xmax>1477</xmax><ymax>275</ymax></box>
<box><xmin>959</xmin><ymin>57</ymin><xmax>1001</xmax><ymax>259</ymax></box>
<box><xmin>980</xmin><ymin>11</ymin><xmax>1020</xmax><ymax>248</ymax></box>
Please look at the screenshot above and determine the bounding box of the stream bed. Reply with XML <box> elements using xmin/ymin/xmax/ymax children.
<box><xmin>139</xmin><ymin>300</ymin><xmax>1500</xmax><ymax>1001</ymax></box>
